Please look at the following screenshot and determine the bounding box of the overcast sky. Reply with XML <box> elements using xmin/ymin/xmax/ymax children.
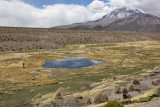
<box><xmin>0</xmin><ymin>0</ymin><xmax>160</xmax><ymax>28</ymax></box>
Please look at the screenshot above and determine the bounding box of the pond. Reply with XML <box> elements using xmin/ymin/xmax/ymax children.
<box><xmin>42</xmin><ymin>57</ymin><xmax>106</xmax><ymax>69</ymax></box>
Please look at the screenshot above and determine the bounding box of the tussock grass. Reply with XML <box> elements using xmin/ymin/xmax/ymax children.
<box><xmin>1</xmin><ymin>40</ymin><xmax>160</xmax><ymax>106</ymax></box>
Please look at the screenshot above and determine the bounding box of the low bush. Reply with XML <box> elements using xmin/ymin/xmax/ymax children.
<box><xmin>132</xmin><ymin>79</ymin><xmax>140</xmax><ymax>85</ymax></box>
<box><xmin>128</xmin><ymin>84</ymin><xmax>134</xmax><ymax>91</ymax></box>
<box><xmin>53</xmin><ymin>87</ymin><xmax>63</xmax><ymax>100</ymax></box>
<box><xmin>114</xmin><ymin>86</ymin><xmax>121</xmax><ymax>94</ymax></box>
<box><xmin>93</xmin><ymin>91</ymin><xmax>109</xmax><ymax>104</ymax></box>
<box><xmin>122</xmin><ymin>87</ymin><xmax>128</xmax><ymax>94</ymax></box>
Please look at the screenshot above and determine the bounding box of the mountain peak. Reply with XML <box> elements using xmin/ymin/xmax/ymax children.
<box><xmin>115</xmin><ymin>6</ymin><xmax>145</xmax><ymax>13</ymax></box>
<box><xmin>55</xmin><ymin>7</ymin><xmax>160</xmax><ymax>33</ymax></box>
<box><xmin>106</xmin><ymin>7</ymin><xmax>145</xmax><ymax>19</ymax></box>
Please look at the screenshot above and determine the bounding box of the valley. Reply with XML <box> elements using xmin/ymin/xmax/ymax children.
<box><xmin>0</xmin><ymin>37</ymin><xmax>160</xmax><ymax>106</ymax></box>
<box><xmin>0</xmin><ymin>1</ymin><xmax>160</xmax><ymax>107</ymax></box>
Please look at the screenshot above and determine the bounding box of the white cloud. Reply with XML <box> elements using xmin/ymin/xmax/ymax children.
<box><xmin>88</xmin><ymin>0</ymin><xmax>112</xmax><ymax>15</ymax></box>
<box><xmin>0</xmin><ymin>0</ymin><xmax>160</xmax><ymax>28</ymax></box>
<box><xmin>0</xmin><ymin>0</ymin><xmax>111</xmax><ymax>28</ymax></box>
<box><xmin>108</xmin><ymin>0</ymin><xmax>160</xmax><ymax>16</ymax></box>
<box><xmin>88</xmin><ymin>0</ymin><xmax>105</xmax><ymax>11</ymax></box>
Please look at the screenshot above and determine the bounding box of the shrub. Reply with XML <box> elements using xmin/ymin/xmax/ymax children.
<box><xmin>152</xmin><ymin>79</ymin><xmax>160</xmax><ymax>85</ymax></box>
<box><xmin>113</xmin><ymin>76</ymin><xmax>116</xmax><ymax>80</ymax></box>
<box><xmin>114</xmin><ymin>86</ymin><xmax>121</xmax><ymax>94</ymax></box>
<box><xmin>86</xmin><ymin>97</ymin><xmax>93</xmax><ymax>104</ymax></box>
<box><xmin>53</xmin><ymin>87</ymin><xmax>63</xmax><ymax>100</ymax></box>
<box><xmin>104</xmin><ymin>100</ymin><xmax>124</xmax><ymax>107</ymax></box>
<box><xmin>123</xmin><ymin>93</ymin><xmax>132</xmax><ymax>99</ymax></box>
<box><xmin>132</xmin><ymin>79</ymin><xmax>140</xmax><ymax>85</ymax></box>
<box><xmin>122</xmin><ymin>87</ymin><xmax>128</xmax><ymax>94</ymax></box>
<box><xmin>128</xmin><ymin>84</ymin><xmax>134</xmax><ymax>91</ymax></box>
<box><xmin>93</xmin><ymin>91</ymin><xmax>109</xmax><ymax>104</ymax></box>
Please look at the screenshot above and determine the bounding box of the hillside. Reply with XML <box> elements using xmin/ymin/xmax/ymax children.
<box><xmin>0</xmin><ymin>27</ymin><xmax>160</xmax><ymax>51</ymax></box>
<box><xmin>55</xmin><ymin>7</ymin><xmax>160</xmax><ymax>33</ymax></box>
<box><xmin>105</xmin><ymin>14</ymin><xmax>160</xmax><ymax>33</ymax></box>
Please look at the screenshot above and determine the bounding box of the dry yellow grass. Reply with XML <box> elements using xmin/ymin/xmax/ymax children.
<box><xmin>1</xmin><ymin>40</ymin><xmax>160</xmax><ymax>106</ymax></box>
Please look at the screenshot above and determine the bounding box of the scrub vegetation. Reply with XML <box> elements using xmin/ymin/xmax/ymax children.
<box><xmin>1</xmin><ymin>27</ymin><xmax>160</xmax><ymax>51</ymax></box>
<box><xmin>0</xmin><ymin>28</ymin><xmax>160</xmax><ymax>107</ymax></box>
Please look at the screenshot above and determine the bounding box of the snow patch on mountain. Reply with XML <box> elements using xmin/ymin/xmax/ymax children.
<box><xmin>106</xmin><ymin>7</ymin><xmax>145</xmax><ymax>19</ymax></box>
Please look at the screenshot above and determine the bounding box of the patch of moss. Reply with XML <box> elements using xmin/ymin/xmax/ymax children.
<box><xmin>104</xmin><ymin>100</ymin><xmax>124</xmax><ymax>107</ymax></box>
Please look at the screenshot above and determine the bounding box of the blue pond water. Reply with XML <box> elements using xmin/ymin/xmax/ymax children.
<box><xmin>42</xmin><ymin>57</ymin><xmax>106</xmax><ymax>69</ymax></box>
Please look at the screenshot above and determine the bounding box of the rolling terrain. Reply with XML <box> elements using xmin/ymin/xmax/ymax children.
<box><xmin>1</xmin><ymin>27</ymin><xmax>160</xmax><ymax>51</ymax></box>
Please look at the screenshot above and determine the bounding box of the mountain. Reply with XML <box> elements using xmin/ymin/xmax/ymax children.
<box><xmin>56</xmin><ymin>7</ymin><xmax>144</xmax><ymax>30</ymax></box>
<box><xmin>99</xmin><ymin>7</ymin><xmax>144</xmax><ymax>20</ymax></box>
<box><xmin>55</xmin><ymin>7</ymin><xmax>160</xmax><ymax>33</ymax></box>
<box><xmin>105</xmin><ymin>14</ymin><xmax>160</xmax><ymax>33</ymax></box>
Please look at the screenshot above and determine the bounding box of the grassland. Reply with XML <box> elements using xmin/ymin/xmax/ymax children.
<box><xmin>0</xmin><ymin>39</ymin><xmax>160</xmax><ymax>106</ymax></box>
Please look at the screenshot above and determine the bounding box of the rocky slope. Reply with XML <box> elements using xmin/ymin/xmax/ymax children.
<box><xmin>105</xmin><ymin>14</ymin><xmax>160</xmax><ymax>33</ymax></box>
<box><xmin>55</xmin><ymin>7</ymin><xmax>160</xmax><ymax>33</ymax></box>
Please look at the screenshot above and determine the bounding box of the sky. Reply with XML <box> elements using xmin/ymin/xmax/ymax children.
<box><xmin>0</xmin><ymin>0</ymin><xmax>160</xmax><ymax>28</ymax></box>
<box><xmin>21</xmin><ymin>0</ymin><xmax>106</xmax><ymax>8</ymax></box>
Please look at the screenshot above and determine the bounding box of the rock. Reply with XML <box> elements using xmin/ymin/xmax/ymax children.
<box><xmin>30</xmin><ymin>90</ymin><xmax>35</xmax><ymax>92</ymax></box>
<box><xmin>58</xmin><ymin>82</ymin><xmax>64</xmax><ymax>85</ymax></box>
<box><xmin>134</xmin><ymin>88</ymin><xmax>141</xmax><ymax>93</ymax></box>
<box><xmin>33</xmin><ymin>93</ymin><xmax>42</xmax><ymax>100</ymax></box>
<box><xmin>153</xmin><ymin>66</ymin><xmax>160</xmax><ymax>71</ymax></box>
<box><xmin>73</xmin><ymin>94</ymin><xmax>83</xmax><ymax>100</ymax></box>
<box><xmin>62</xmin><ymin>97</ymin><xmax>83</xmax><ymax>107</ymax></box>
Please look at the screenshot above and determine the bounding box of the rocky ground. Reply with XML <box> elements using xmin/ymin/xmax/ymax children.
<box><xmin>31</xmin><ymin>66</ymin><xmax>160</xmax><ymax>107</ymax></box>
<box><xmin>137</xmin><ymin>99</ymin><xmax>160</xmax><ymax>107</ymax></box>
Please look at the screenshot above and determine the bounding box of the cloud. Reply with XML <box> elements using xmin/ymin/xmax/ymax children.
<box><xmin>88</xmin><ymin>0</ymin><xmax>105</xmax><ymax>11</ymax></box>
<box><xmin>108</xmin><ymin>0</ymin><xmax>160</xmax><ymax>16</ymax></box>
<box><xmin>0</xmin><ymin>0</ymin><xmax>111</xmax><ymax>28</ymax></box>
<box><xmin>0</xmin><ymin>0</ymin><xmax>160</xmax><ymax>28</ymax></box>
<box><xmin>88</xmin><ymin>0</ymin><xmax>112</xmax><ymax>15</ymax></box>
